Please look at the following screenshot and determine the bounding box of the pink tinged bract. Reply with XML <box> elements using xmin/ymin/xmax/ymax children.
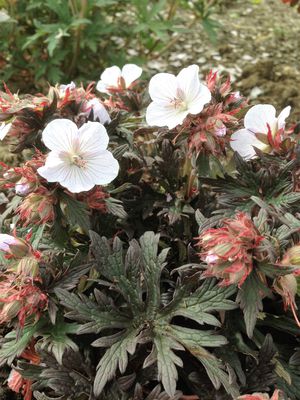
<box><xmin>146</xmin><ymin>64</ymin><xmax>211</xmax><ymax>129</ymax></box>
<box><xmin>96</xmin><ymin>64</ymin><xmax>142</xmax><ymax>93</ymax></box>
<box><xmin>230</xmin><ymin>104</ymin><xmax>291</xmax><ymax>160</ymax></box>
<box><xmin>37</xmin><ymin>119</ymin><xmax>119</xmax><ymax>193</ymax></box>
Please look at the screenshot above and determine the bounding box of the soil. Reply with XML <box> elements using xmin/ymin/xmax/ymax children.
<box><xmin>147</xmin><ymin>0</ymin><xmax>300</xmax><ymax>122</ymax></box>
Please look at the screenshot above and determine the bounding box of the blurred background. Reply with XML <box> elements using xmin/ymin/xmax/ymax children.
<box><xmin>0</xmin><ymin>0</ymin><xmax>299</xmax><ymax>119</ymax></box>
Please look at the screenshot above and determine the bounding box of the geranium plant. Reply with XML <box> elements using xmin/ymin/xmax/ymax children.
<box><xmin>0</xmin><ymin>63</ymin><xmax>299</xmax><ymax>400</ymax></box>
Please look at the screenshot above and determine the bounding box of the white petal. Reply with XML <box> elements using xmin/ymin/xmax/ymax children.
<box><xmin>86</xmin><ymin>99</ymin><xmax>111</xmax><ymax>124</ymax></box>
<box><xmin>78</xmin><ymin>121</ymin><xmax>109</xmax><ymax>154</ymax></box>
<box><xmin>148</xmin><ymin>73</ymin><xmax>178</xmax><ymax>104</ymax></box>
<box><xmin>277</xmin><ymin>105</ymin><xmax>291</xmax><ymax>130</ymax></box>
<box><xmin>230</xmin><ymin>128</ymin><xmax>267</xmax><ymax>160</ymax></box>
<box><xmin>188</xmin><ymin>83</ymin><xmax>211</xmax><ymax>114</ymax></box>
<box><xmin>244</xmin><ymin>104</ymin><xmax>276</xmax><ymax>134</ymax></box>
<box><xmin>98</xmin><ymin>66</ymin><xmax>121</xmax><ymax>91</ymax></box>
<box><xmin>121</xmin><ymin>64</ymin><xmax>142</xmax><ymax>88</ymax></box>
<box><xmin>146</xmin><ymin>101</ymin><xmax>188</xmax><ymax>129</ymax></box>
<box><xmin>176</xmin><ymin>65</ymin><xmax>202</xmax><ymax>103</ymax></box>
<box><xmin>42</xmin><ymin>119</ymin><xmax>78</xmax><ymax>152</ymax></box>
<box><xmin>59</xmin><ymin>81</ymin><xmax>76</xmax><ymax>94</ymax></box>
<box><xmin>37</xmin><ymin>158</ymin><xmax>70</xmax><ymax>183</ymax></box>
<box><xmin>96</xmin><ymin>81</ymin><xmax>109</xmax><ymax>94</ymax></box>
<box><xmin>0</xmin><ymin>234</ymin><xmax>16</xmax><ymax>251</ymax></box>
<box><xmin>86</xmin><ymin>150</ymin><xmax>119</xmax><ymax>185</ymax></box>
<box><xmin>0</xmin><ymin>122</ymin><xmax>12</xmax><ymax>140</ymax></box>
<box><xmin>60</xmin><ymin>165</ymin><xmax>95</xmax><ymax>193</ymax></box>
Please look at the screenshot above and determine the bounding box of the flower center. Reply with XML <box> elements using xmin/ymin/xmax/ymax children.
<box><xmin>71</xmin><ymin>154</ymin><xmax>87</xmax><ymax>168</ymax></box>
<box><xmin>170</xmin><ymin>88</ymin><xmax>187</xmax><ymax>111</ymax></box>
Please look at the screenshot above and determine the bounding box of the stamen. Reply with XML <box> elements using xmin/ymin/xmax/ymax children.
<box><xmin>170</xmin><ymin>88</ymin><xmax>187</xmax><ymax>110</ymax></box>
<box><xmin>71</xmin><ymin>154</ymin><xmax>87</xmax><ymax>168</ymax></box>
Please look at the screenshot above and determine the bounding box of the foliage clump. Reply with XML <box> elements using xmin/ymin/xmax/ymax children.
<box><xmin>0</xmin><ymin>63</ymin><xmax>299</xmax><ymax>400</ymax></box>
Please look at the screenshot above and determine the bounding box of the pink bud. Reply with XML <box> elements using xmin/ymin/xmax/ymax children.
<box><xmin>220</xmin><ymin>77</ymin><xmax>231</xmax><ymax>97</ymax></box>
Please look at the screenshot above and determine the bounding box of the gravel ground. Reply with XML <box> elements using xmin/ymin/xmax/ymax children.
<box><xmin>147</xmin><ymin>0</ymin><xmax>300</xmax><ymax>122</ymax></box>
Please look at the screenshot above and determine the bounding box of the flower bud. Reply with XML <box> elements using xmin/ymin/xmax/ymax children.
<box><xmin>197</xmin><ymin>212</ymin><xmax>263</xmax><ymax>287</ymax></box>
<box><xmin>18</xmin><ymin>190</ymin><xmax>55</xmax><ymax>225</ymax></box>
<box><xmin>238</xmin><ymin>389</ymin><xmax>281</xmax><ymax>400</ymax></box>
<box><xmin>3</xmin><ymin>168</ymin><xmax>19</xmax><ymax>182</ymax></box>
<box><xmin>16</xmin><ymin>257</ymin><xmax>39</xmax><ymax>278</ymax></box>
<box><xmin>0</xmin><ymin>301</ymin><xmax>21</xmax><ymax>323</ymax></box>
<box><xmin>7</xmin><ymin>370</ymin><xmax>24</xmax><ymax>393</ymax></box>
<box><xmin>281</xmin><ymin>244</ymin><xmax>300</xmax><ymax>266</ymax></box>
<box><xmin>273</xmin><ymin>274</ymin><xmax>300</xmax><ymax>327</ymax></box>
<box><xmin>0</xmin><ymin>234</ymin><xmax>31</xmax><ymax>258</ymax></box>
<box><xmin>219</xmin><ymin>76</ymin><xmax>231</xmax><ymax>97</ymax></box>
<box><xmin>15</xmin><ymin>178</ymin><xmax>36</xmax><ymax>196</ymax></box>
<box><xmin>206</xmin><ymin>70</ymin><xmax>218</xmax><ymax>91</ymax></box>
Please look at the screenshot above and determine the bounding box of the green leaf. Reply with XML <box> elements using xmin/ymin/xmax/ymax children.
<box><xmin>30</xmin><ymin>223</ymin><xmax>46</xmax><ymax>249</ymax></box>
<box><xmin>33</xmin><ymin>392</ymin><xmax>64</xmax><ymax>400</ymax></box>
<box><xmin>140</xmin><ymin>231</ymin><xmax>169</xmax><ymax>316</ymax></box>
<box><xmin>277</xmin><ymin>352</ymin><xmax>300</xmax><ymax>399</ymax></box>
<box><xmin>200</xmin><ymin>356</ymin><xmax>239</xmax><ymax>397</ymax></box>
<box><xmin>93</xmin><ymin>328</ymin><xmax>140</xmax><ymax>396</ymax></box>
<box><xmin>0</xmin><ymin>195</ymin><xmax>22</xmax><ymax>227</ymax></box>
<box><xmin>257</xmin><ymin>313</ymin><xmax>300</xmax><ymax>336</ymax></box>
<box><xmin>154</xmin><ymin>322</ymin><xmax>240</xmax><ymax>398</ymax></box>
<box><xmin>89</xmin><ymin>232</ymin><xmax>143</xmax><ymax>312</ymax></box>
<box><xmin>50</xmin><ymin>262</ymin><xmax>93</xmax><ymax>292</ymax></box>
<box><xmin>0</xmin><ymin>319</ymin><xmax>45</xmax><ymax>365</ymax></box>
<box><xmin>60</xmin><ymin>191</ymin><xmax>90</xmax><ymax>232</ymax></box>
<box><xmin>105</xmin><ymin>197</ymin><xmax>128</xmax><ymax>219</ymax></box>
<box><xmin>38</xmin><ymin>319</ymin><xmax>79</xmax><ymax>364</ymax></box>
<box><xmin>153</xmin><ymin>331</ymin><xmax>184</xmax><ymax>397</ymax></box>
<box><xmin>164</xmin><ymin>279</ymin><xmax>237</xmax><ymax>327</ymax></box>
<box><xmin>236</xmin><ymin>271</ymin><xmax>271</xmax><ymax>338</ymax></box>
<box><xmin>168</xmin><ymin>325</ymin><xmax>228</xmax><ymax>348</ymax></box>
<box><xmin>55</xmin><ymin>288</ymin><xmax>130</xmax><ymax>334</ymax></box>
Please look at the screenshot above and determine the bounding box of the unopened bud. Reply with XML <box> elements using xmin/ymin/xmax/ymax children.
<box><xmin>0</xmin><ymin>234</ymin><xmax>31</xmax><ymax>258</ymax></box>
<box><xmin>3</xmin><ymin>168</ymin><xmax>19</xmax><ymax>182</ymax></box>
<box><xmin>18</xmin><ymin>191</ymin><xmax>55</xmax><ymax>225</ymax></box>
<box><xmin>17</xmin><ymin>257</ymin><xmax>39</xmax><ymax>277</ymax></box>
<box><xmin>281</xmin><ymin>245</ymin><xmax>300</xmax><ymax>266</ymax></box>
<box><xmin>219</xmin><ymin>77</ymin><xmax>231</xmax><ymax>97</ymax></box>
<box><xmin>15</xmin><ymin>178</ymin><xmax>35</xmax><ymax>196</ymax></box>
<box><xmin>0</xmin><ymin>301</ymin><xmax>21</xmax><ymax>323</ymax></box>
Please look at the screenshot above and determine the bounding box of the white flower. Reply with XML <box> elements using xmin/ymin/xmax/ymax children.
<box><xmin>146</xmin><ymin>64</ymin><xmax>211</xmax><ymax>129</ymax></box>
<box><xmin>59</xmin><ymin>81</ymin><xmax>76</xmax><ymax>96</ymax></box>
<box><xmin>230</xmin><ymin>104</ymin><xmax>291</xmax><ymax>160</ymax></box>
<box><xmin>82</xmin><ymin>98</ymin><xmax>111</xmax><ymax>124</ymax></box>
<box><xmin>96</xmin><ymin>64</ymin><xmax>142</xmax><ymax>93</ymax></box>
<box><xmin>0</xmin><ymin>234</ymin><xmax>17</xmax><ymax>252</ymax></box>
<box><xmin>37</xmin><ymin>119</ymin><xmax>119</xmax><ymax>193</ymax></box>
<box><xmin>0</xmin><ymin>122</ymin><xmax>12</xmax><ymax>140</ymax></box>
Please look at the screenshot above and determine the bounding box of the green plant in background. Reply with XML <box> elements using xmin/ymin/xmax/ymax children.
<box><xmin>0</xmin><ymin>0</ymin><xmax>221</xmax><ymax>92</ymax></box>
<box><xmin>181</xmin><ymin>0</ymin><xmax>221</xmax><ymax>43</ymax></box>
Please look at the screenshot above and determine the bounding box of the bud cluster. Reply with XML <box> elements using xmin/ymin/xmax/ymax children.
<box><xmin>197</xmin><ymin>212</ymin><xmax>263</xmax><ymax>286</ymax></box>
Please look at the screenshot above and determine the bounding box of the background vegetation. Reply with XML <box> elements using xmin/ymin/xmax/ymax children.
<box><xmin>0</xmin><ymin>0</ymin><xmax>220</xmax><ymax>92</ymax></box>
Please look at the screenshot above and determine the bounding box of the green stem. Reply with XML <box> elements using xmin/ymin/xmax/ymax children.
<box><xmin>67</xmin><ymin>0</ymin><xmax>88</xmax><ymax>77</ymax></box>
